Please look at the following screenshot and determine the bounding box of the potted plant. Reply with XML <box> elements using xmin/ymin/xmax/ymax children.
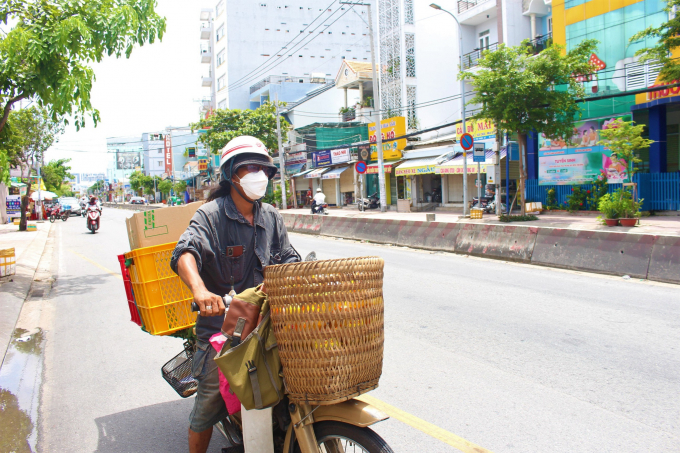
<box><xmin>617</xmin><ymin>189</ymin><xmax>643</xmax><ymax>227</ymax></box>
<box><xmin>597</xmin><ymin>193</ymin><xmax>619</xmax><ymax>226</ymax></box>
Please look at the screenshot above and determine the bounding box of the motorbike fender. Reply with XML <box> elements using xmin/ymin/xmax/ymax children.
<box><xmin>283</xmin><ymin>399</ymin><xmax>388</xmax><ymax>452</ymax></box>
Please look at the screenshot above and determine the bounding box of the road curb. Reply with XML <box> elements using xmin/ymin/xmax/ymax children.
<box><xmin>282</xmin><ymin>212</ymin><xmax>680</xmax><ymax>284</ymax></box>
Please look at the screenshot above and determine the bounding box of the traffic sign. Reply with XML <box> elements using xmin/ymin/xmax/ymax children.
<box><xmin>356</xmin><ymin>161</ymin><xmax>367</xmax><ymax>174</ymax></box>
<box><xmin>473</xmin><ymin>143</ymin><xmax>485</xmax><ymax>162</ymax></box>
<box><xmin>460</xmin><ymin>133</ymin><xmax>474</xmax><ymax>151</ymax></box>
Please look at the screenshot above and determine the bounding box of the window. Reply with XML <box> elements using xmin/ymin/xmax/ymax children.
<box><xmin>479</xmin><ymin>30</ymin><xmax>490</xmax><ymax>50</ymax></box>
<box><xmin>405</xmin><ymin>0</ymin><xmax>414</xmax><ymax>24</ymax></box>
<box><xmin>547</xmin><ymin>17</ymin><xmax>552</xmax><ymax>33</ymax></box>
<box><xmin>216</xmin><ymin>0</ymin><xmax>224</xmax><ymax>16</ymax></box>
<box><xmin>157</xmin><ymin>161</ymin><xmax>163</xmax><ymax>168</ymax></box>
<box><xmin>407</xmin><ymin>85</ymin><xmax>417</xmax><ymax>129</ymax></box>
<box><xmin>158</xmin><ymin>149</ymin><xmax>162</xmax><ymax>154</ymax></box>
<box><xmin>217</xmin><ymin>75</ymin><xmax>226</xmax><ymax>90</ymax></box>
<box><xmin>405</xmin><ymin>33</ymin><xmax>416</xmax><ymax>77</ymax></box>
<box><xmin>216</xmin><ymin>24</ymin><xmax>225</xmax><ymax>41</ymax></box>
<box><xmin>625</xmin><ymin>60</ymin><xmax>662</xmax><ymax>91</ymax></box>
<box><xmin>218</xmin><ymin>100</ymin><xmax>227</xmax><ymax>109</ymax></box>
<box><xmin>217</xmin><ymin>49</ymin><xmax>225</xmax><ymax>66</ymax></box>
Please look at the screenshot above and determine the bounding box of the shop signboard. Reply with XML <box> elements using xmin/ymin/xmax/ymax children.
<box><xmin>456</xmin><ymin>119</ymin><xmax>495</xmax><ymax>142</ymax></box>
<box><xmin>6</xmin><ymin>195</ymin><xmax>21</xmax><ymax>217</ymax></box>
<box><xmin>357</xmin><ymin>144</ymin><xmax>371</xmax><ymax>162</ymax></box>
<box><xmin>395</xmin><ymin>165</ymin><xmax>438</xmax><ymax>176</ymax></box>
<box><xmin>198</xmin><ymin>158</ymin><xmax>209</xmax><ymax>171</ymax></box>
<box><xmin>285</xmin><ymin>152</ymin><xmax>307</xmax><ymax>175</ymax></box>
<box><xmin>538</xmin><ymin>114</ymin><xmax>631</xmax><ymax>185</ymax></box>
<box><xmin>116</xmin><ymin>152</ymin><xmax>141</xmax><ymax>170</ymax></box>
<box><xmin>366</xmin><ymin>162</ymin><xmax>395</xmax><ymax>174</ymax></box>
<box><xmin>368</xmin><ymin>116</ymin><xmax>406</xmax><ymax>160</ymax></box>
<box><xmin>330</xmin><ymin>148</ymin><xmax>350</xmax><ymax>164</ymax></box>
<box><xmin>436</xmin><ymin>164</ymin><xmax>490</xmax><ymax>174</ymax></box>
<box><xmin>164</xmin><ymin>134</ymin><xmax>173</xmax><ymax>174</ymax></box>
<box><xmin>312</xmin><ymin>150</ymin><xmax>332</xmax><ymax>167</ymax></box>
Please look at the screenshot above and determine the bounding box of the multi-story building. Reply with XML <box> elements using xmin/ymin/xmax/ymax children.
<box><xmin>106</xmin><ymin>136</ymin><xmax>144</xmax><ymax>185</ymax></box>
<box><xmin>142</xmin><ymin>132</ymin><xmax>167</xmax><ymax>177</ymax></box>
<box><xmin>200</xmin><ymin>1</ymin><xmax>374</xmax><ymax>111</ymax></box>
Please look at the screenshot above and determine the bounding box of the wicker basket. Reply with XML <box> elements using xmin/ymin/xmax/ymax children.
<box><xmin>264</xmin><ymin>256</ymin><xmax>384</xmax><ymax>405</ymax></box>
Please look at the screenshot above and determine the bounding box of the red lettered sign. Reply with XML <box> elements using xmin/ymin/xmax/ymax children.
<box><xmin>164</xmin><ymin>134</ymin><xmax>173</xmax><ymax>175</ymax></box>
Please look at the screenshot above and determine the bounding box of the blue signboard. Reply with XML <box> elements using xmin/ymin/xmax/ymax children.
<box><xmin>312</xmin><ymin>150</ymin><xmax>332</xmax><ymax>167</ymax></box>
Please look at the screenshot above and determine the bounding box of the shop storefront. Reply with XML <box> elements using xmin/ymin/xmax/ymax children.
<box><xmin>364</xmin><ymin>161</ymin><xmax>398</xmax><ymax>205</ymax></box>
<box><xmin>393</xmin><ymin>147</ymin><xmax>456</xmax><ymax>210</ymax></box>
<box><xmin>321</xmin><ymin>165</ymin><xmax>352</xmax><ymax>206</ymax></box>
<box><xmin>292</xmin><ymin>168</ymin><xmax>313</xmax><ymax>206</ymax></box>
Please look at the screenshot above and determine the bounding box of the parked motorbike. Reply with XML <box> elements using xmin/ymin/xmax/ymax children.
<box><xmin>86</xmin><ymin>205</ymin><xmax>101</xmax><ymax>233</ymax></box>
<box><xmin>311</xmin><ymin>201</ymin><xmax>329</xmax><ymax>215</ymax></box>
<box><xmin>471</xmin><ymin>196</ymin><xmax>507</xmax><ymax>214</ymax></box>
<box><xmin>48</xmin><ymin>206</ymin><xmax>70</xmax><ymax>222</ymax></box>
<box><xmin>357</xmin><ymin>192</ymin><xmax>380</xmax><ymax>211</ymax></box>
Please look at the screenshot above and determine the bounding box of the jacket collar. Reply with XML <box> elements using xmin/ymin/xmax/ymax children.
<box><xmin>223</xmin><ymin>192</ymin><xmax>265</xmax><ymax>228</ymax></box>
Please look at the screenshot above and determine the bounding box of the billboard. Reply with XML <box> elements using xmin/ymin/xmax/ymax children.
<box><xmin>538</xmin><ymin>115</ymin><xmax>632</xmax><ymax>185</ymax></box>
<box><xmin>330</xmin><ymin>148</ymin><xmax>350</xmax><ymax>164</ymax></box>
<box><xmin>368</xmin><ymin>116</ymin><xmax>406</xmax><ymax>160</ymax></box>
<box><xmin>456</xmin><ymin>119</ymin><xmax>496</xmax><ymax>142</ymax></box>
<box><xmin>116</xmin><ymin>152</ymin><xmax>141</xmax><ymax>170</ymax></box>
<box><xmin>6</xmin><ymin>195</ymin><xmax>21</xmax><ymax>217</ymax></box>
<box><xmin>312</xmin><ymin>150</ymin><xmax>332</xmax><ymax>168</ymax></box>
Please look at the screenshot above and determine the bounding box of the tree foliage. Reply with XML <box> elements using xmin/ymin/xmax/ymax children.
<box><xmin>630</xmin><ymin>0</ymin><xmax>680</xmax><ymax>83</ymax></box>
<box><xmin>191</xmin><ymin>102</ymin><xmax>287</xmax><ymax>154</ymax></box>
<box><xmin>158</xmin><ymin>179</ymin><xmax>173</xmax><ymax>196</ymax></box>
<box><xmin>0</xmin><ymin>0</ymin><xmax>166</xmax><ymax>134</ymax></box>
<box><xmin>597</xmin><ymin>118</ymin><xmax>653</xmax><ymax>182</ymax></box>
<box><xmin>460</xmin><ymin>40</ymin><xmax>597</xmax><ymax>214</ymax></box>
<box><xmin>173</xmin><ymin>180</ymin><xmax>187</xmax><ymax>194</ymax></box>
<box><xmin>41</xmin><ymin>158</ymin><xmax>74</xmax><ymax>192</ymax></box>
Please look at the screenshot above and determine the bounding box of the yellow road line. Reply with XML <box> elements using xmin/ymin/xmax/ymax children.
<box><xmin>357</xmin><ymin>394</ymin><xmax>494</xmax><ymax>453</ymax></box>
<box><xmin>68</xmin><ymin>249</ymin><xmax>122</xmax><ymax>280</ymax></box>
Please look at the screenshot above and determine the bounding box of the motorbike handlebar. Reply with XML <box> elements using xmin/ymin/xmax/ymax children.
<box><xmin>191</xmin><ymin>294</ymin><xmax>233</xmax><ymax>313</ymax></box>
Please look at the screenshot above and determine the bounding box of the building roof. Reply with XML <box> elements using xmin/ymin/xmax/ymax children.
<box><xmin>335</xmin><ymin>60</ymin><xmax>374</xmax><ymax>90</ymax></box>
<box><xmin>345</xmin><ymin>61</ymin><xmax>373</xmax><ymax>73</ymax></box>
<box><xmin>281</xmin><ymin>82</ymin><xmax>337</xmax><ymax>113</ymax></box>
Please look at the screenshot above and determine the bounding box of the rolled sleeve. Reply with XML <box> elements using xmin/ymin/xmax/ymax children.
<box><xmin>170</xmin><ymin>210</ymin><xmax>216</xmax><ymax>274</ymax></box>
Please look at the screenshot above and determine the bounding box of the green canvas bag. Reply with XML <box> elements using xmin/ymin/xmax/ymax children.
<box><xmin>213</xmin><ymin>286</ymin><xmax>284</xmax><ymax>410</ymax></box>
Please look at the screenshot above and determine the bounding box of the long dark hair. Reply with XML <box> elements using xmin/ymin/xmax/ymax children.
<box><xmin>206</xmin><ymin>180</ymin><xmax>230</xmax><ymax>203</ymax></box>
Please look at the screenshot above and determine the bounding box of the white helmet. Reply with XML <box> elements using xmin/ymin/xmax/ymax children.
<box><xmin>219</xmin><ymin>135</ymin><xmax>276</xmax><ymax>179</ymax></box>
<box><xmin>316</xmin><ymin>188</ymin><xmax>322</xmax><ymax>192</ymax></box>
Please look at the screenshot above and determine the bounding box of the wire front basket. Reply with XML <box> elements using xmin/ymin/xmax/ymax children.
<box><xmin>162</xmin><ymin>341</ymin><xmax>198</xmax><ymax>398</ymax></box>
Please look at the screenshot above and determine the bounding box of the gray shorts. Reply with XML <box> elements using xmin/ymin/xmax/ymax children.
<box><xmin>189</xmin><ymin>340</ymin><xmax>228</xmax><ymax>433</ymax></box>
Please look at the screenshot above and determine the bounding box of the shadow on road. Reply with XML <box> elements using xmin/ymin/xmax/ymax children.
<box><xmin>52</xmin><ymin>274</ymin><xmax>116</xmax><ymax>297</ymax></box>
<box><xmin>94</xmin><ymin>398</ymin><xmax>226</xmax><ymax>453</ymax></box>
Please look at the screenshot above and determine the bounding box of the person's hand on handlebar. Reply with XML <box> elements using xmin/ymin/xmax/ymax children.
<box><xmin>193</xmin><ymin>288</ymin><xmax>225</xmax><ymax>317</ymax></box>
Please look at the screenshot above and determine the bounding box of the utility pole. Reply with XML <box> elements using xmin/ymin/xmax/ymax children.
<box><xmin>275</xmin><ymin>93</ymin><xmax>287</xmax><ymax>210</ymax></box>
<box><xmin>36</xmin><ymin>156</ymin><xmax>43</xmax><ymax>221</ymax></box>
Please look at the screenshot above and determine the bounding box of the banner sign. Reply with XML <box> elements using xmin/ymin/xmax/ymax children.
<box><xmin>198</xmin><ymin>158</ymin><xmax>209</xmax><ymax>171</ymax></box>
<box><xmin>312</xmin><ymin>150</ymin><xmax>332</xmax><ymax>168</ymax></box>
<box><xmin>368</xmin><ymin>116</ymin><xmax>406</xmax><ymax>160</ymax></box>
<box><xmin>6</xmin><ymin>195</ymin><xmax>21</xmax><ymax>217</ymax></box>
<box><xmin>286</xmin><ymin>152</ymin><xmax>307</xmax><ymax>165</ymax></box>
<box><xmin>538</xmin><ymin>115</ymin><xmax>631</xmax><ymax>185</ymax></box>
<box><xmin>456</xmin><ymin>119</ymin><xmax>496</xmax><ymax>142</ymax></box>
<box><xmin>395</xmin><ymin>164</ymin><xmax>437</xmax><ymax>176</ymax></box>
<box><xmin>116</xmin><ymin>152</ymin><xmax>140</xmax><ymax>170</ymax></box>
<box><xmin>164</xmin><ymin>134</ymin><xmax>173</xmax><ymax>174</ymax></box>
<box><xmin>357</xmin><ymin>144</ymin><xmax>371</xmax><ymax>162</ymax></box>
<box><xmin>330</xmin><ymin>148</ymin><xmax>350</xmax><ymax>164</ymax></box>
<box><xmin>436</xmin><ymin>164</ymin><xmax>490</xmax><ymax>174</ymax></box>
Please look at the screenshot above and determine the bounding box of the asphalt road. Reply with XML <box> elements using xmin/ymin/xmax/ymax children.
<box><xmin>37</xmin><ymin>207</ymin><xmax>680</xmax><ymax>452</ymax></box>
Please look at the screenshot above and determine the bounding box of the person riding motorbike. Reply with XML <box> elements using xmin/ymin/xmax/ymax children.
<box><xmin>311</xmin><ymin>188</ymin><xmax>326</xmax><ymax>214</ymax></box>
<box><xmin>170</xmin><ymin>135</ymin><xmax>301</xmax><ymax>453</ymax></box>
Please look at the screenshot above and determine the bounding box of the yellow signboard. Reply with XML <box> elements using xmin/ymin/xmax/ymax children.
<box><xmin>368</xmin><ymin>116</ymin><xmax>406</xmax><ymax>160</ymax></box>
<box><xmin>635</xmin><ymin>79</ymin><xmax>680</xmax><ymax>105</ymax></box>
<box><xmin>455</xmin><ymin>119</ymin><xmax>496</xmax><ymax>141</ymax></box>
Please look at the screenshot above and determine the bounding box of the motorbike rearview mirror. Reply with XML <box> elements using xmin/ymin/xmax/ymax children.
<box><xmin>304</xmin><ymin>251</ymin><xmax>317</xmax><ymax>262</ymax></box>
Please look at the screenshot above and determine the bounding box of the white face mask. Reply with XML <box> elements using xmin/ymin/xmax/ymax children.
<box><xmin>235</xmin><ymin>170</ymin><xmax>269</xmax><ymax>200</ymax></box>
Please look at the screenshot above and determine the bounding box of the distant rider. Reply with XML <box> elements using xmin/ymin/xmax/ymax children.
<box><xmin>312</xmin><ymin>187</ymin><xmax>326</xmax><ymax>213</ymax></box>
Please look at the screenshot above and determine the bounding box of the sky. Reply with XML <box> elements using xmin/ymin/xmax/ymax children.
<box><xmin>44</xmin><ymin>0</ymin><xmax>210</xmax><ymax>174</ymax></box>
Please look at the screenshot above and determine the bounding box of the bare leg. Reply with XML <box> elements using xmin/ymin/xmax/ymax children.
<box><xmin>189</xmin><ymin>426</ymin><xmax>213</xmax><ymax>453</ymax></box>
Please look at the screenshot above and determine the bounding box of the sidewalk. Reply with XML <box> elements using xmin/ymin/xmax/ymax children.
<box><xmin>283</xmin><ymin>207</ymin><xmax>680</xmax><ymax>237</ymax></box>
<box><xmin>0</xmin><ymin>221</ymin><xmax>52</xmax><ymax>365</ymax></box>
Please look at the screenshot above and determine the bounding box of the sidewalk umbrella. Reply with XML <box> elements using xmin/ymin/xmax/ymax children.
<box><xmin>29</xmin><ymin>190</ymin><xmax>57</xmax><ymax>201</ymax></box>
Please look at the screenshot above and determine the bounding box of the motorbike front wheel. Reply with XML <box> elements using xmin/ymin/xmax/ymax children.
<box><xmin>61</xmin><ymin>214</ymin><xmax>68</xmax><ymax>221</ymax></box>
<box><xmin>49</xmin><ymin>215</ymin><xmax>56</xmax><ymax>223</ymax></box>
<box><xmin>294</xmin><ymin>421</ymin><xmax>394</xmax><ymax>453</ymax></box>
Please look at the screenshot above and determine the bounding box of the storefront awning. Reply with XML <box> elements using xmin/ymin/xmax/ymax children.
<box><xmin>366</xmin><ymin>161</ymin><xmax>398</xmax><ymax>174</ymax></box>
<box><xmin>321</xmin><ymin>166</ymin><xmax>348</xmax><ymax>179</ymax></box>
<box><xmin>305</xmin><ymin>168</ymin><xmax>328</xmax><ymax>178</ymax></box>
<box><xmin>436</xmin><ymin>149</ymin><xmax>506</xmax><ymax>174</ymax></box>
<box><xmin>394</xmin><ymin>156</ymin><xmax>443</xmax><ymax>176</ymax></box>
<box><xmin>10</xmin><ymin>181</ymin><xmax>27</xmax><ymax>188</ymax></box>
<box><xmin>291</xmin><ymin>168</ymin><xmax>313</xmax><ymax>178</ymax></box>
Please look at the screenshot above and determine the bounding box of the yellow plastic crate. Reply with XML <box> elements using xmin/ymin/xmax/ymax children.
<box><xmin>125</xmin><ymin>242</ymin><xmax>196</xmax><ymax>335</ymax></box>
<box><xmin>470</xmin><ymin>208</ymin><xmax>484</xmax><ymax>219</ymax></box>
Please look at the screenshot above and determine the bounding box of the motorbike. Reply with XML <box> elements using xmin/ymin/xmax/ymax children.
<box><xmin>471</xmin><ymin>196</ymin><xmax>507</xmax><ymax>214</ymax></box>
<box><xmin>357</xmin><ymin>192</ymin><xmax>380</xmax><ymax>211</ymax></box>
<box><xmin>310</xmin><ymin>200</ymin><xmax>329</xmax><ymax>215</ymax></box>
<box><xmin>86</xmin><ymin>205</ymin><xmax>101</xmax><ymax>233</ymax></box>
<box><xmin>47</xmin><ymin>206</ymin><xmax>70</xmax><ymax>223</ymax></box>
<box><xmin>184</xmin><ymin>250</ymin><xmax>393</xmax><ymax>453</ymax></box>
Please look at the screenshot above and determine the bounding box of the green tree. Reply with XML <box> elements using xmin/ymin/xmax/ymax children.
<box><xmin>158</xmin><ymin>179</ymin><xmax>173</xmax><ymax>198</ymax></box>
<box><xmin>630</xmin><ymin>0</ymin><xmax>680</xmax><ymax>83</ymax></box>
<box><xmin>7</xmin><ymin>107</ymin><xmax>63</xmax><ymax>230</ymax></box>
<box><xmin>460</xmin><ymin>40</ymin><xmax>597</xmax><ymax>214</ymax></box>
<box><xmin>0</xmin><ymin>0</ymin><xmax>166</xmax><ymax>134</ymax></box>
<box><xmin>87</xmin><ymin>179</ymin><xmax>105</xmax><ymax>194</ymax></box>
<box><xmin>41</xmin><ymin>158</ymin><xmax>74</xmax><ymax>192</ymax></box>
<box><xmin>128</xmin><ymin>171</ymin><xmax>145</xmax><ymax>196</ymax></box>
<box><xmin>173</xmin><ymin>180</ymin><xmax>187</xmax><ymax>194</ymax></box>
<box><xmin>597</xmin><ymin>118</ymin><xmax>653</xmax><ymax>183</ymax></box>
<box><xmin>191</xmin><ymin>101</ymin><xmax>287</xmax><ymax>154</ymax></box>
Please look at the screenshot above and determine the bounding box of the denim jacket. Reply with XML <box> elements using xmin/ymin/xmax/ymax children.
<box><xmin>170</xmin><ymin>194</ymin><xmax>300</xmax><ymax>341</ymax></box>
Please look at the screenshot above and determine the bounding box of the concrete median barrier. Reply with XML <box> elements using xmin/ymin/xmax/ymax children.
<box><xmin>281</xmin><ymin>213</ymin><xmax>296</xmax><ymax>231</ymax></box>
<box><xmin>354</xmin><ymin>219</ymin><xmax>401</xmax><ymax>244</ymax></box>
<box><xmin>293</xmin><ymin>214</ymin><xmax>323</xmax><ymax>235</ymax></box>
<box><xmin>531</xmin><ymin>229</ymin><xmax>657</xmax><ymax>278</ymax></box>
<box><xmin>454</xmin><ymin>224</ymin><xmax>539</xmax><ymax>262</ymax></box>
<box><xmin>395</xmin><ymin>221</ymin><xmax>459</xmax><ymax>251</ymax></box>
<box><xmin>647</xmin><ymin>236</ymin><xmax>680</xmax><ymax>284</ymax></box>
<box><xmin>320</xmin><ymin>216</ymin><xmax>359</xmax><ymax>239</ymax></box>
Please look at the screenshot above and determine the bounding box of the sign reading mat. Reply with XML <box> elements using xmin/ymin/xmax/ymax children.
<box><xmin>125</xmin><ymin>202</ymin><xmax>201</xmax><ymax>250</ymax></box>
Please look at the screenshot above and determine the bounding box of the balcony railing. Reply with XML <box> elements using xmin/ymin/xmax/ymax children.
<box><xmin>249</xmin><ymin>75</ymin><xmax>333</xmax><ymax>94</ymax></box>
<box><xmin>458</xmin><ymin>0</ymin><xmax>493</xmax><ymax>14</ymax></box>
<box><xmin>525</xmin><ymin>32</ymin><xmax>552</xmax><ymax>55</ymax></box>
<box><xmin>462</xmin><ymin>42</ymin><xmax>499</xmax><ymax>70</ymax></box>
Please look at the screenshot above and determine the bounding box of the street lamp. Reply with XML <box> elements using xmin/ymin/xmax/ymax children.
<box><xmin>430</xmin><ymin>3</ymin><xmax>468</xmax><ymax>216</ymax></box>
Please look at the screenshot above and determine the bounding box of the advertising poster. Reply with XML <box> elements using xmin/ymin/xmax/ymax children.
<box><xmin>116</xmin><ymin>152</ymin><xmax>141</xmax><ymax>170</ymax></box>
<box><xmin>368</xmin><ymin>116</ymin><xmax>406</xmax><ymax>160</ymax></box>
<box><xmin>6</xmin><ymin>195</ymin><xmax>21</xmax><ymax>217</ymax></box>
<box><xmin>330</xmin><ymin>148</ymin><xmax>350</xmax><ymax>164</ymax></box>
<box><xmin>312</xmin><ymin>150</ymin><xmax>332</xmax><ymax>168</ymax></box>
<box><xmin>285</xmin><ymin>152</ymin><xmax>307</xmax><ymax>175</ymax></box>
<box><xmin>538</xmin><ymin>115</ymin><xmax>631</xmax><ymax>185</ymax></box>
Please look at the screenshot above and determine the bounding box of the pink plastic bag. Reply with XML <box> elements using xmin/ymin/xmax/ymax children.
<box><xmin>209</xmin><ymin>333</ymin><xmax>241</xmax><ymax>415</ymax></box>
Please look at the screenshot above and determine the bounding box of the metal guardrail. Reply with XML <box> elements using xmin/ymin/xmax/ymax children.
<box><xmin>526</xmin><ymin>32</ymin><xmax>552</xmax><ymax>55</ymax></box>
<box><xmin>462</xmin><ymin>42</ymin><xmax>499</xmax><ymax>70</ymax></box>
<box><xmin>249</xmin><ymin>75</ymin><xmax>333</xmax><ymax>94</ymax></box>
<box><xmin>457</xmin><ymin>0</ymin><xmax>493</xmax><ymax>14</ymax></box>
